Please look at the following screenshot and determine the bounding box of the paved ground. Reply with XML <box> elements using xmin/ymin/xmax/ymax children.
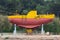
<box><xmin>0</xmin><ymin>33</ymin><xmax>60</xmax><ymax>40</ymax></box>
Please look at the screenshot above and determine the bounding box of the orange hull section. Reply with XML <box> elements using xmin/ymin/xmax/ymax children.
<box><xmin>9</xmin><ymin>18</ymin><xmax>53</xmax><ymax>28</ymax></box>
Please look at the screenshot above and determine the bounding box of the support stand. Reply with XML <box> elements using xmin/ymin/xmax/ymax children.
<box><xmin>13</xmin><ymin>24</ymin><xmax>17</xmax><ymax>35</ymax></box>
<box><xmin>41</xmin><ymin>24</ymin><xmax>45</xmax><ymax>35</ymax></box>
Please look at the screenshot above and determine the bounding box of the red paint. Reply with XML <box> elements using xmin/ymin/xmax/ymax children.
<box><xmin>8</xmin><ymin>18</ymin><xmax>53</xmax><ymax>28</ymax></box>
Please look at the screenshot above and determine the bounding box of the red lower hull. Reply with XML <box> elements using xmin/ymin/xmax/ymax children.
<box><xmin>8</xmin><ymin>18</ymin><xmax>53</xmax><ymax>28</ymax></box>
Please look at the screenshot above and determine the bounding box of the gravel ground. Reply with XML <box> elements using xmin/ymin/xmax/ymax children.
<box><xmin>0</xmin><ymin>33</ymin><xmax>60</xmax><ymax>40</ymax></box>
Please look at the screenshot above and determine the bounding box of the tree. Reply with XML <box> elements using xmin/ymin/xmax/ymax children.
<box><xmin>44</xmin><ymin>17</ymin><xmax>60</xmax><ymax>34</ymax></box>
<box><xmin>0</xmin><ymin>15</ymin><xmax>12</xmax><ymax>32</ymax></box>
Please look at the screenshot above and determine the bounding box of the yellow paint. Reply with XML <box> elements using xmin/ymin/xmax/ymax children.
<box><xmin>8</xmin><ymin>10</ymin><xmax>55</xmax><ymax>19</ymax></box>
<box><xmin>26</xmin><ymin>29</ymin><xmax>32</xmax><ymax>34</ymax></box>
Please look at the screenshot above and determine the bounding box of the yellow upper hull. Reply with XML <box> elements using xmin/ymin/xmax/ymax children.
<box><xmin>8</xmin><ymin>10</ymin><xmax>55</xmax><ymax>19</ymax></box>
